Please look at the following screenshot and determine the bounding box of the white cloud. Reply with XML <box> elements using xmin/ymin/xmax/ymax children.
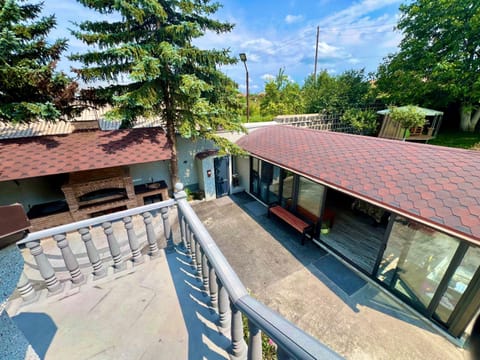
<box><xmin>261</xmin><ymin>74</ymin><xmax>275</xmax><ymax>81</ymax></box>
<box><xmin>285</xmin><ymin>14</ymin><xmax>304</xmax><ymax>24</ymax></box>
<box><xmin>240</xmin><ymin>38</ymin><xmax>276</xmax><ymax>55</ymax></box>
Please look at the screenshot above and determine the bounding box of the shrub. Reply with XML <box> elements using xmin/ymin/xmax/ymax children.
<box><xmin>389</xmin><ymin>105</ymin><xmax>425</xmax><ymax>139</ymax></box>
<box><xmin>340</xmin><ymin>108</ymin><xmax>378</xmax><ymax>135</ymax></box>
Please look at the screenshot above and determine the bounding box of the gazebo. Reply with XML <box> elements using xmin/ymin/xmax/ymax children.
<box><xmin>377</xmin><ymin>106</ymin><xmax>444</xmax><ymax>141</ymax></box>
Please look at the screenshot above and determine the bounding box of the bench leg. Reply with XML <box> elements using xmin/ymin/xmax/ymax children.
<box><xmin>301</xmin><ymin>231</ymin><xmax>306</xmax><ymax>246</ymax></box>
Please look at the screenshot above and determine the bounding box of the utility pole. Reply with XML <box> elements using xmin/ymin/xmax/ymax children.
<box><xmin>314</xmin><ymin>26</ymin><xmax>319</xmax><ymax>80</ymax></box>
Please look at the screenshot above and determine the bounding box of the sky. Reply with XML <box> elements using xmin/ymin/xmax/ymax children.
<box><xmin>42</xmin><ymin>0</ymin><xmax>405</xmax><ymax>93</ymax></box>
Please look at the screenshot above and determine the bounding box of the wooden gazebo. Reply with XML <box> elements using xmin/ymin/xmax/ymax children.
<box><xmin>377</xmin><ymin>106</ymin><xmax>443</xmax><ymax>141</ymax></box>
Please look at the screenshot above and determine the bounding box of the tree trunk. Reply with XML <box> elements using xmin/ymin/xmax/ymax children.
<box><xmin>166</xmin><ymin>117</ymin><xmax>179</xmax><ymax>188</ymax></box>
<box><xmin>460</xmin><ymin>105</ymin><xmax>480</xmax><ymax>132</ymax></box>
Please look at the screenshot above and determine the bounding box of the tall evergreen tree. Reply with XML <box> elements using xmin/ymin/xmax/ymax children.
<box><xmin>0</xmin><ymin>0</ymin><xmax>78</xmax><ymax>123</ymax></box>
<box><xmin>71</xmin><ymin>0</ymin><xmax>244</xmax><ymax>186</ymax></box>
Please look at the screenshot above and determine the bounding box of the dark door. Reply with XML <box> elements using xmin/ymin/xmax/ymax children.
<box><xmin>214</xmin><ymin>156</ymin><xmax>230</xmax><ymax>198</ymax></box>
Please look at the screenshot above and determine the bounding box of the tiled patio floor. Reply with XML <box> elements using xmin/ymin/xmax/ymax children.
<box><xmin>192</xmin><ymin>193</ymin><xmax>467</xmax><ymax>360</ymax></box>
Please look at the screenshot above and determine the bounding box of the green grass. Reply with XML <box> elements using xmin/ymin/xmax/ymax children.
<box><xmin>429</xmin><ymin>131</ymin><xmax>480</xmax><ymax>150</ymax></box>
<box><xmin>239</xmin><ymin>114</ymin><xmax>273</xmax><ymax>123</ymax></box>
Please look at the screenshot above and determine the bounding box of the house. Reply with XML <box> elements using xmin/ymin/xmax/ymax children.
<box><xmin>0</xmin><ymin>119</ymin><xmax>272</xmax><ymax>230</ymax></box>
<box><xmin>235</xmin><ymin>124</ymin><xmax>480</xmax><ymax>339</ymax></box>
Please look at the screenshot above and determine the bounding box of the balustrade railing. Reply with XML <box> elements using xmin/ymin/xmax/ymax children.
<box><xmin>13</xmin><ymin>185</ymin><xmax>341</xmax><ymax>359</ymax></box>
<box><xmin>16</xmin><ymin>199</ymin><xmax>175</xmax><ymax>300</ymax></box>
<box><xmin>174</xmin><ymin>184</ymin><xmax>342</xmax><ymax>360</ymax></box>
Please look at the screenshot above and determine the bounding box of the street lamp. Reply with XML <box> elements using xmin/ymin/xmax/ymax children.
<box><xmin>239</xmin><ymin>53</ymin><xmax>249</xmax><ymax>122</ymax></box>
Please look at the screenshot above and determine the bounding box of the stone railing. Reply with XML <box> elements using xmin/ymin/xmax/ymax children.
<box><xmin>13</xmin><ymin>185</ymin><xmax>341</xmax><ymax>360</ymax></box>
<box><xmin>274</xmin><ymin>113</ymin><xmax>356</xmax><ymax>133</ymax></box>
<box><xmin>15</xmin><ymin>198</ymin><xmax>175</xmax><ymax>300</ymax></box>
<box><xmin>174</xmin><ymin>184</ymin><xmax>341</xmax><ymax>360</ymax></box>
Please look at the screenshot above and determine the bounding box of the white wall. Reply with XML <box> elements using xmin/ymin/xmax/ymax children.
<box><xmin>235</xmin><ymin>156</ymin><xmax>250</xmax><ymax>192</ymax></box>
<box><xmin>128</xmin><ymin>136</ymin><xmax>215</xmax><ymax>190</ymax></box>
<box><xmin>0</xmin><ymin>176</ymin><xmax>65</xmax><ymax>211</ymax></box>
<box><xmin>129</xmin><ymin>161</ymin><xmax>171</xmax><ymax>188</ymax></box>
<box><xmin>176</xmin><ymin>136</ymin><xmax>215</xmax><ymax>189</ymax></box>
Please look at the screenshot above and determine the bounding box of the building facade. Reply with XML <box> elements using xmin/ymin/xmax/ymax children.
<box><xmin>236</xmin><ymin>125</ymin><xmax>480</xmax><ymax>339</ymax></box>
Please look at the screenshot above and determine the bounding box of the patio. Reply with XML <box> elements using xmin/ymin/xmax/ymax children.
<box><xmin>192</xmin><ymin>193</ymin><xmax>467</xmax><ymax>359</ymax></box>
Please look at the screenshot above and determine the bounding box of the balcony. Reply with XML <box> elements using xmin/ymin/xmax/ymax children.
<box><xmin>6</xmin><ymin>185</ymin><xmax>340</xmax><ymax>360</ymax></box>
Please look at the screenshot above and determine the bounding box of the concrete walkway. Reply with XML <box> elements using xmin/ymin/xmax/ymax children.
<box><xmin>9</xmin><ymin>250</ymin><xmax>229</xmax><ymax>360</ymax></box>
<box><xmin>192</xmin><ymin>194</ymin><xmax>468</xmax><ymax>360</ymax></box>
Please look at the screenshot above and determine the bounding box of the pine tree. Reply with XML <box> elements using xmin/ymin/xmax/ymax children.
<box><xmin>0</xmin><ymin>0</ymin><xmax>78</xmax><ymax>123</ymax></box>
<box><xmin>71</xmin><ymin>0</ymin><xmax>245</xmax><ymax>186</ymax></box>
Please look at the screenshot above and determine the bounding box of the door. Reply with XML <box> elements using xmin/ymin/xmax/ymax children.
<box><xmin>214</xmin><ymin>156</ymin><xmax>230</xmax><ymax>198</ymax></box>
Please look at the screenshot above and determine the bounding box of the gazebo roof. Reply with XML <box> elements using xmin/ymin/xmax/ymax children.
<box><xmin>377</xmin><ymin>106</ymin><xmax>443</xmax><ymax>117</ymax></box>
<box><xmin>237</xmin><ymin>125</ymin><xmax>480</xmax><ymax>244</ymax></box>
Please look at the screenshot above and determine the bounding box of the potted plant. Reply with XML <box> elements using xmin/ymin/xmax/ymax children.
<box><xmin>320</xmin><ymin>219</ymin><xmax>331</xmax><ymax>235</ymax></box>
<box><xmin>389</xmin><ymin>105</ymin><xmax>426</xmax><ymax>141</ymax></box>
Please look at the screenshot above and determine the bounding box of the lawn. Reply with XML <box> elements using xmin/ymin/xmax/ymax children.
<box><xmin>239</xmin><ymin>114</ymin><xmax>273</xmax><ymax>123</ymax></box>
<box><xmin>429</xmin><ymin>131</ymin><xmax>480</xmax><ymax>150</ymax></box>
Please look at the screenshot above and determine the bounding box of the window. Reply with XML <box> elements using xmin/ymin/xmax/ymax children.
<box><xmin>296</xmin><ymin>177</ymin><xmax>324</xmax><ymax>217</ymax></box>
<box><xmin>377</xmin><ymin>217</ymin><xmax>460</xmax><ymax>311</ymax></box>
<box><xmin>434</xmin><ymin>246</ymin><xmax>480</xmax><ymax>324</ymax></box>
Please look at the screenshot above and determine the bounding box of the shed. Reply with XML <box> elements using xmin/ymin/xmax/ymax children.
<box><xmin>377</xmin><ymin>106</ymin><xmax>443</xmax><ymax>141</ymax></box>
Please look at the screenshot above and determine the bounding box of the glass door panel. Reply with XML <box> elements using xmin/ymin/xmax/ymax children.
<box><xmin>434</xmin><ymin>246</ymin><xmax>480</xmax><ymax>324</ymax></box>
<box><xmin>296</xmin><ymin>177</ymin><xmax>324</xmax><ymax>217</ymax></box>
<box><xmin>281</xmin><ymin>170</ymin><xmax>295</xmax><ymax>210</ymax></box>
<box><xmin>250</xmin><ymin>158</ymin><xmax>261</xmax><ymax>197</ymax></box>
<box><xmin>377</xmin><ymin>217</ymin><xmax>460</xmax><ymax>311</ymax></box>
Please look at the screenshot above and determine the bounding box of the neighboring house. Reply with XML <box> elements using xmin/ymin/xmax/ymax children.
<box><xmin>235</xmin><ymin>124</ymin><xmax>480</xmax><ymax>339</ymax></box>
<box><xmin>0</xmin><ymin>118</ymin><xmax>272</xmax><ymax>230</ymax></box>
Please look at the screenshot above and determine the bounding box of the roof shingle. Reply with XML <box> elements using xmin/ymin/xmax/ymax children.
<box><xmin>0</xmin><ymin>128</ymin><xmax>171</xmax><ymax>181</ymax></box>
<box><xmin>237</xmin><ymin>125</ymin><xmax>480</xmax><ymax>244</ymax></box>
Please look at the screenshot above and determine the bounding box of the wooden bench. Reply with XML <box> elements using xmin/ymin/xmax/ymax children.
<box><xmin>268</xmin><ymin>205</ymin><xmax>313</xmax><ymax>245</ymax></box>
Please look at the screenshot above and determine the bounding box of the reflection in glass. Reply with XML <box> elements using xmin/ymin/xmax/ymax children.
<box><xmin>377</xmin><ymin>217</ymin><xmax>460</xmax><ymax>310</ymax></box>
<box><xmin>297</xmin><ymin>177</ymin><xmax>324</xmax><ymax>217</ymax></box>
<box><xmin>250</xmin><ymin>158</ymin><xmax>260</xmax><ymax>196</ymax></box>
<box><xmin>281</xmin><ymin>171</ymin><xmax>294</xmax><ymax>209</ymax></box>
<box><xmin>435</xmin><ymin>246</ymin><xmax>480</xmax><ymax>323</ymax></box>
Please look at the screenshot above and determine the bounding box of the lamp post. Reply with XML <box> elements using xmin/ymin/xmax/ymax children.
<box><xmin>239</xmin><ymin>53</ymin><xmax>249</xmax><ymax>122</ymax></box>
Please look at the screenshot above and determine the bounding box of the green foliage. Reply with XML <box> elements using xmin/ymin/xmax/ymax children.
<box><xmin>260</xmin><ymin>68</ymin><xmax>304</xmax><ymax>116</ymax></box>
<box><xmin>302</xmin><ymin>69</ymin><xmax>376</xmax><ymax>113</ymax></box>
<box><xmin>340</xmin><ymin>108</ymin><xmax>378</xmax><ymax>135</ymax></box>
<box><xmin>242</xmin><ymin>313</ymin><xmax>277</xmax><ymax>359</ymax></box>
<box><xmin>72</xmin><ymin>0</ymin><xmax>245</xmax><ymax>184</ymax></box>
<box><xmin>429</xmin><ymin>131</ymin><xmax>480</xmax><ymax>150</ymax></box>
<box><xmin>0</xmin><ymin>0</ymin><xmax>78</xmax><ymax>123</ymax></box>
<box><xmin>389</xmin><ymin>106</ymin><xmax>426</xmax><ymax>138</ymax></box>
<box><xmin>376</xmin><ymin>0</ymin><xmax>480</xmax><ymax>131</ymax></box>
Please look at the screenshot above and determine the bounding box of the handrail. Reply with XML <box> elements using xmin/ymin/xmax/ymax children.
<box><xmin>175</xmin><ymin>190</ymin><xmax>342</xmax><ymax>359</ymax></box>
<box><xmin>18</xmin><ymin>198</ymin><xmax>175</xmax><ymax>244</ymax></box>
<box><xmin>176</xmin><ymin>192</ymin><xmax>248</xmax><ymax>303</ymax></box>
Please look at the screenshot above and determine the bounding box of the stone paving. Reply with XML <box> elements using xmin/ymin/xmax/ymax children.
<box><xmin>8</xmin><ymin>248</ymin><xmax>229</xmax><ymax>360</ymax></box>
<box><xmin>192</xmin><ymin>194</ymin><xmax>469</xmax><ymax>360</ymax></box>
<box><xmin>6</xmin><ymin>195</ymin><xmax>472</xmax><ymax>359</ymax></box>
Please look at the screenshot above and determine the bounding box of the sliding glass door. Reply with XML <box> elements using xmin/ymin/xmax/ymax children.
<box><xmin>376</xmin><ymin>215</ymin><xmax>480</xmax><ymax>335</ymax></box>
<box><xmin>249</xmin><ymin>157</ymin><xmax>281</xmax><ymax>204</ymax></box>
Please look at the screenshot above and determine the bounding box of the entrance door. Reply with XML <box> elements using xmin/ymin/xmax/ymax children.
<box><xmin>214</xmin><ymin>156</ymin><xmax>230</xmax><ymax>198</ymax></box>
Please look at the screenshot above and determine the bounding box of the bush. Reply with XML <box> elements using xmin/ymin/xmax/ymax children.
<box><xmin>242</xmin><ymin>313</ymin><xmax>277</xmax><ymax>359</ymax></box>
<box><xmin>340</xmin><ymin>108</ymin><xmax>378</xmax><ymax>135</ymax></box>
<box><xmin>389</xmin><ymin>105</ymin><xmax>425</xmax><ymax>138</ymax></box>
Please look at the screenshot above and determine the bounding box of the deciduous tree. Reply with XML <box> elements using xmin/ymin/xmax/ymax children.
<box><xmin>377</xmin><ymin>0</ymin><xmax>480</xmax><ymax>131</ymax></box>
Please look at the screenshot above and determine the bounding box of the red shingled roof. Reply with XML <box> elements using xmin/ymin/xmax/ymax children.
<box><xmin>0</xmin><ymin>128</ymin><xmax>171</xmax><ymax>181</ymax></box>
<box><xmin>238</xmin><ymin>125</ymin><xmax>480</xmax><ymax>244</ymax></box>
